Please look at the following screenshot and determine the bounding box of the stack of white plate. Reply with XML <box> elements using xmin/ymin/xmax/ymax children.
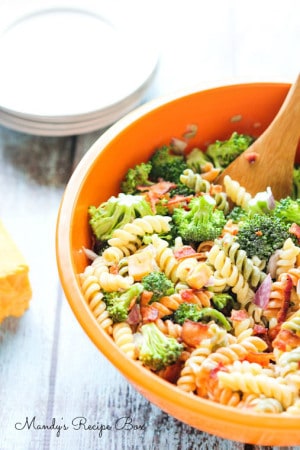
<box><xmin>0</xmin><ymin>1</ymin><xmax>159</xmax><ymax>136</ymax></box>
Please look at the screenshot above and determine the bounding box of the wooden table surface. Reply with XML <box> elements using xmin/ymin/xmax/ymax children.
<box><xmin>1</xmin><ymin>1</ymin><xmax>300</xmax><ymax>449</ymax></box>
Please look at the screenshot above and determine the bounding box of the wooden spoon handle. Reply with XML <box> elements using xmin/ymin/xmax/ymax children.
<box><xmin>216</xmin><ymin>75</ymin><xmax>300</xmax><ymax>199</ymax></box>
<box><xmin>250</xmin><ymin>73</ymin><xmax>300</xmax><ymax>159</ymax></box>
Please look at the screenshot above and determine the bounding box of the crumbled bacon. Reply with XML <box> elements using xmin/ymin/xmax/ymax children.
<box><xmin>174</xmin><ymin>246</ymin><xmax>196</xmax><ymax>260</ymax></box>
<box><xmin>244</xmin><ymin>151</ymin><xmax>259</xmax><ymax>164</ymax></box>
<box><xmin>272</xmin><ymin>329</ymin><xmax>300</xmax><ymax>351</ymax></box>
<box><xmin>230</xmin><ymin>309</ymin><xmax>249</xmax><ymax>321</ymax></box>
<box><xmin>140</xmin><ymin>305</ymin><xmax>159</xmax><ymax>323</ymax></box>
<box><xmin>181</xmin><ymin>320</ymin><xmax>210</xmax><ymax>347</ymax></box>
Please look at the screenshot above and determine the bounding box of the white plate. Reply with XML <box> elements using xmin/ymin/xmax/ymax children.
<box><xmin>0</xmin><ymin>1</ymin><xmax>158</xmax><ymax>127</ymax></box>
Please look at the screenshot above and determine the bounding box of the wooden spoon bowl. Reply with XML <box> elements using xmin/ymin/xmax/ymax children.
<box><xmin>216</xmin><ymin>74</ymin><xmax>300</xmax><ymax>200</ymax></box>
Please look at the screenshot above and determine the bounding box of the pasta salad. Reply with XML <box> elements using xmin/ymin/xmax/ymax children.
<box><xmin>80</xmin><ymin>131</ymin><xmax>300</xmax><ymax>414</ymax></box>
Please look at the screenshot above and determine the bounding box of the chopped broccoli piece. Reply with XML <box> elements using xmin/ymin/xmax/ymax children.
<box><xmin>205</xmin><ymin>132</ymin><xmax>254</xmax><ymax>169</ymax></box>
<box><xmin>173</xmin><ymin>303</ymin><xmax>202</xmax><ymax>324</ymax></box>
<box><xmin>169</xmin><ymin>183</ymin><xmax>194</xmax><ymax>198</ymax></box>
<box><xmin>186</xmin><ymin>147</ymin><xmax>211</xmax><ymax>173</ymax></box>
<box><xmin>173</xmin><ymin>303</ymin><xmax>231</xmax><ymax>330</ymax></box>
<box><xmin>104</xmin><ymin>283</ymin><xmax>144</xmax><ymax>322</ymax></box>
<box><xmin>236</xmin><ymin>214</ymin><xmax>291</xmax><ymax>261</ymax></box>
<box><xmin>227</xmin><ymin>206</ymin><xmax>249</xmax><ymax>223</ymax></box>
<box><xmin>149</xmin><ymin>145</ymin><xmax>188</xmax><ymax>183</ymax></box>
<box><xmin>211</xmin><ymin>293</ymin><xmax>235</xmax><ymax>315</ymax></box>
<box><xmin>88</xmin><ymin>193</ymin><xmax>153</xmax><ymax>241</ymax></box>
<box><xmin>137</xmin><ymin>323</ymin><xmax>183</xmax><ymax>371</ymax></box>
<box><xmin>172</xmin><ymin>194</ymin><xmax>226</xmax><ymax>244</ymax></box>
<box><xmin>121</xmin><ymin>162</ymin><xmax>153</xmax><ymax>194</ymax></box>
<box><xmin>273</xmin><ymin>197</ymin><xmax>300</xmax><ymax>225</ymax></box>
<box><xmin>292</xmin><ymin>166</ymin><xmax>300</xmax><ymax>200</ymax></box>
<box><xmin>141</xmin><ymin>271</ymin><xmax>175</xmax><ymax>302</ymax></box>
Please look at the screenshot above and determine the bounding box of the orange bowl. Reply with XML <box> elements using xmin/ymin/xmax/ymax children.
<box><xmin>56</xmin><ymin>82</ymin><xmax>300</xmax><ymax>446</ymax></box>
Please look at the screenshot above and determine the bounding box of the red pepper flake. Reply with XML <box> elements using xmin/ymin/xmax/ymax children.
<box><xmin>244</xmin><ymin>152</ymin><xmax>259</xmax><ymax>164</ymax></box>
<box><xmin>255</xmin><ymin>230</ymin><xmax>263</xmax><ymax>236</ymax></box>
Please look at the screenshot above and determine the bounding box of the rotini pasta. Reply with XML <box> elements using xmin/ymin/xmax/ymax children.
<box><xmin>180</xmin><ymin>168</ymin><xmax>210</xmax><ymax>193</ymax></box>
<box><xmin>223</xmin><ymin>175</ymin><xmax>252</xmax><ymax>209</ymax></box>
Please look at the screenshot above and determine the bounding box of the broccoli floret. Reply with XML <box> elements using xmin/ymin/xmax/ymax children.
<box><xmin>169</xmin><ymin>183</ymin><xmax>194</xmax><ymax>198</ymax></box>
<box><xmin>205</xmin><ymin>132</ymin><xmax>254</xmax><ymax>169</ymax></box>
<box><xmin>186</xmin><ymin>147</ymin><xmax>211</xmax><ymax>173</ymax></box>
<box><xmin>121</xmin><ymin>162</ymin><xmax>153</xmax><ymax>194</ymax></box>
<box><xmin>173</xmin><ymin>303</ymin><xmax>231</xmax><ymax>330</ymax></box>
<box><xmin>227</xmin><ymin>206</ymin><xmax>249</xmax><ymax>223</ymax></box>
<box><xmin>173</xmin><ymin>303</ymin><xmax>202</xmax><ymax>324</ymax></box>
<box><xmin>292</xmin><ymin>166</ymin><xmax>300</xmax><ymax>200</ymax></box>
<box><xmin>137</xmin><ymin>323</ymin><xmax>183</xmax><ymax>371</ymax></box>
<box><xmin>172</xmin><ymin>194</ymin><xmax>226</xmax><ymax>244</ymax></box>
<box><xmin>141</xmin><ymin>271</ymin><xmax>175</xmax><ymax>302</ymax></box>
<box><xmin>211</xmin><ymin>293</ymin><xmax>235</xmax><ymax>315</ymax></box>
<box><xmin>273</xmin><ymin>197</ymin><xmax>300</xmax><ymax>225</ymax></box>
<box><xmin>104</xmin><ymin>283</ymin><xmax>144</xmax><ymax>322</ymax></box>
<box><xmin>236</xmin><ymin>214</ymin><xmax>291</xmax><ymax>261</ymax></box>
<box><xmin>88</xmin><ymin>193</ymin><xmax>153</xmax><ymax>241</ymax></box>
<box><xmin>149</xmin><ymin>145</ymin><xmax>188</xmax><ymax>183</ymax></box>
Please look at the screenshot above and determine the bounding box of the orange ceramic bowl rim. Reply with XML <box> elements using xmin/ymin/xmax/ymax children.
<box><xmin>56</xmin><ymin>82</ymin><xmax>300</xmax><ymax>446</ymax></box>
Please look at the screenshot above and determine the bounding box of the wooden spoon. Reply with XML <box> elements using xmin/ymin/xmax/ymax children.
<box><xmin>216</xmin><ymin>74</ymin><xmax>300</xmax><ymax>200</ymax></box>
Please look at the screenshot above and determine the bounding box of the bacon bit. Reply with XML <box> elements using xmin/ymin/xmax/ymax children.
<box><xmin>180</xmin><ymin>289</ymin><xmax>197</xmax><ymax>302</ymax></box>
<box><xmin>230</xmin><ymin>309</ymin><xmax>249</xmax><ymax>321</ymax></box>
<box><xmin>255</xmin><ymin>230</ymin><xmax>263</xmax><ymax>236</ymax></box>
<box><xmin>140</xmin><ymin>305</ymin><xmax>159</xmax><ymax>323</ymax></box>
<box><xmin>272</xmin><ymin>329</ymin><xmax>300</xmax><ymax>351</ymax></box>
<box><xmin>140</xmin><ymin>290</ymin><xmax>153</xmax><ymax>307</ymax></box>
<box><xmin>174</xmin><ymin>246</ymin><xmax>196</xmax><ymax>260</ymax></box>
<box><xmin>159</xmin><ymin>361</ymin><xmax>183</xmax><ymax>383</ymax></box>
<box><xmin>277</xmin><ymin>274</ymin><xmax>293</xmax><ymax>324</ymax></box>
<box><xmin>289</xmin><ymin>223</ymin><xmax>300</xmax><ymax>243</ymax></box>
<box><xmin>166</xmin><ymin>195</ymin><xmax>193</xmax><ymax>212</ymax></box>
<box><xmin>253</xmin><ymin>324</ymin><xmax>268</xmax><ymax>335</ymax></box>
<box><xmin>244</xmin><ymin>152</ymin><xmax>259</xmax><ymax>164</ymax></box>
<box><xmin>181</xmin><ymin>320</ymin><xmax>210</xmax><ymax>347</ymax></box>
<box><xmin>244</xmin><ymin>352</ymin><xmax>275</xmax><ymax>367</ymax></box>
<box><xmin>127</xmin><ymin>304</ymin><xmax>142</xmax><ymax>325</ymax></box>
<box><xmin>109</xmin><ymin>264</ymin><xmax>119</xmax><ymax>274</ymax></box>
<box><xmin>138</xmin><ymin>181</ymin><xmax>177</xmax><ymax>212</ymax></box>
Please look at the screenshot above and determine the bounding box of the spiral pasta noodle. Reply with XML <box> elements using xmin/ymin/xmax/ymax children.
<box><xmin>150</xmin><ymin>293</ymin><xmax>185</xmax><ymax>318</ymax></box>
<box><xmin>113</xmin><ymin>322</ymin><xmax>137</xmax><ymax>359</ymax></box>
<box><xmin>223</xmin><ymin>175</ymin><xmax>252</xmax><ymax>209</ymax></box>
<box><xmin>80</xmin><ymin>272</ymin><xmax>113</xmax><ymax>335</ymax></box>
<box><xmin>180</xmin><ymin>168</ymin><xmax>210</xmax><ymax>193</ymax></box>
<box><xmin>217</xmin><ymin>371</ymin><xmax>296</xmax><ymax>410</ymax></box>
<box><xmin>207</xmin><ymin>243</ymin><xmax>254</xmax><ymax>305</ymax></box>
<box><xmin>103</xmin><ymin>215</ymin><xmax>171</xmax><ymax>264</ymax></box>
<box><xmin>155</xmin><ymin>318</ymin><xmax>182</xmax><ymax>338</ymax></box>
<box><xmin>276</xmin><ymin>238</ymin><xmax>300</xmax><ymax>277</ymax></box>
